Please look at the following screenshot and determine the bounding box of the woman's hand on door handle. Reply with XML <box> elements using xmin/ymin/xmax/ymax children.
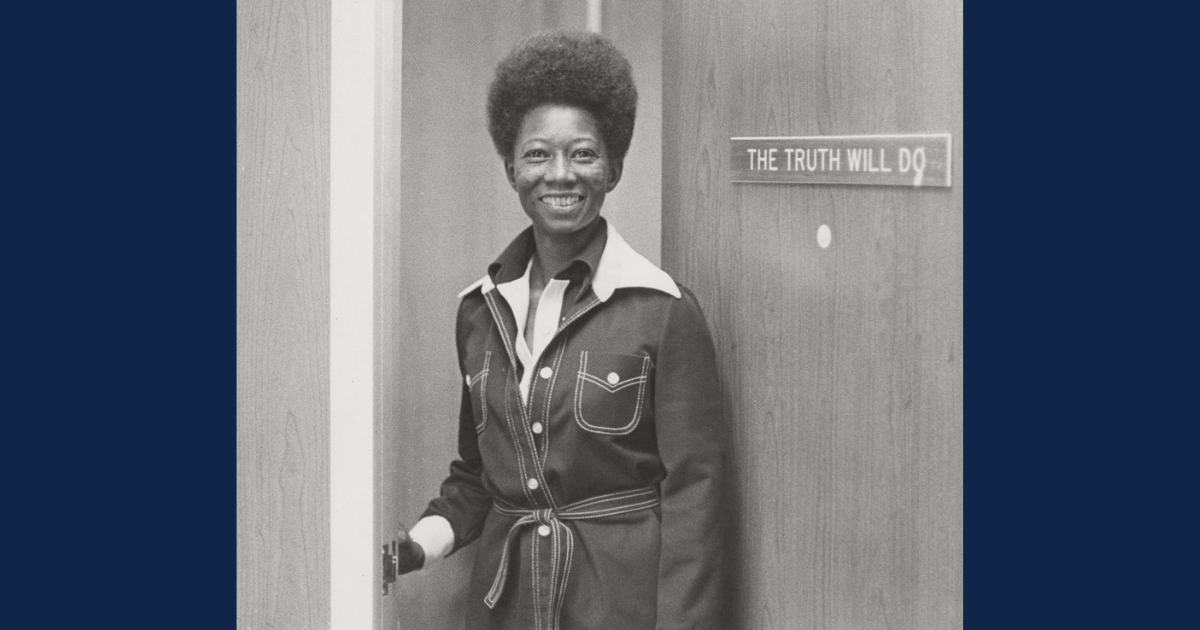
<box><xmin>394</xmin><ymin>525</ymin><xmax>426</xmax><ymax>574</ymax></box>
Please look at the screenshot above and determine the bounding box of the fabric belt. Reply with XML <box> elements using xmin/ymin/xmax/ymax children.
<box><xmin>484</xmin><ymin>487</ymin><xmax>660</xmax><ymax>627</ymax></box>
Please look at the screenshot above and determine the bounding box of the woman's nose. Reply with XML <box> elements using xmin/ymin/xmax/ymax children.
<box><xmin>546</xmin><ymin>154</ymin><xmax>575</xmax><ymax>183</ymax></box>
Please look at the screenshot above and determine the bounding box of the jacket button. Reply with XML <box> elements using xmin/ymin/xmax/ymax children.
<box><xmin>527</xmin><ymin>478</ymin><xmax>539</xmax><ymax>490</ymax></box>
<box><xmin>465</xmin><ymin>374</ymin><xmax>472</xmax><ymax>387</ymax></box>
<box><xmin>539</xmin><ymin>367</ymin><xmax>553</xmax><ymax>379</ymax></box>
<box><xmin>607</xmin><ymin>372</ymin><xmax>619</xmax><ymax>385</ymax></box>
<box><xmin>537</xmin><ymin>525</ymin><xmax>551</xmax><ymax>537</ymax></box>
<box><xmin>531</xmin><ymin>422</ymin><xmax>543</xmax><ymax>434</ymax></box>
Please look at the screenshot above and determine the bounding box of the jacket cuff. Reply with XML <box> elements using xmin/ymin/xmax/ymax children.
<box><xmin>408</xmin><ymin>515</ymin><xmax>455</xmax><ymax>568</ymax></box>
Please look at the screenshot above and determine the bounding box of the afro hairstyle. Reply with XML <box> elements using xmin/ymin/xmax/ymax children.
<box><xmin>487</xmin><ymin>31</ymin><xmax>638</xmax><ymax>163</ymax></box>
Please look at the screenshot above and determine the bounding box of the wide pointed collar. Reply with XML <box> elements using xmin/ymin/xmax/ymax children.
<box><xmin>458</xmin><ymin>220</ymin><xmax>680</xmax><ymax>301</ymax></box>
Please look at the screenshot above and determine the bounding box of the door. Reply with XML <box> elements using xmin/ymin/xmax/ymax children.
<box><xmin>662</xmin><ymin>1</ymin><xmax>963</xmax><ymax>628</ymax></box>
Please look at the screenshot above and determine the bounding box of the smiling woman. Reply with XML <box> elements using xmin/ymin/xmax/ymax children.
<box><xmin>387</xmin><ymin>31</ymin><xmax>728</xmax><ymax>630</ymax></box>
<box><xmin>507</xmin><ymin>104</ymin><xmax>621</xmax><ymax>243</ymax></box>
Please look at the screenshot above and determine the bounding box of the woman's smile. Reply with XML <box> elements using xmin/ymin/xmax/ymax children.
<box><xmin>539</xmin><ymin>193</ymin><xmax>585</xmax><ymax>210</ymax></box>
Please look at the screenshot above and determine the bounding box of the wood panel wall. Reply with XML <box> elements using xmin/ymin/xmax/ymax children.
<box><xmin>662</xmin><ymin>0</ymin><xmax>963</xmax><ymax>628</ymax></box>
<box><xmin>236</xmin><ymin>0</ymin><xmax>331</xmax><ymax>626</ymax></box>
<box><xmin>376</xmin><ymin>2</ymin><xmax>662</xmax><ymax>629</ymax></box>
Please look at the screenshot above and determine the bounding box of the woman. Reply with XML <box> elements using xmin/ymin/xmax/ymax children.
<box><xmin>395</xmin><ymin>31</ymin><xmax>727</xmax><ymax>630</ymax></box>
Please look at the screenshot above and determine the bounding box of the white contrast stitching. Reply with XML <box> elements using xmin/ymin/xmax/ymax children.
<box><xmin>485</xmin><ymin>487</ymin><xmax>659</xmax><ymax>622</ymax></box>
<box><xmin>546</xmin><ymin>516</ymin><xmax>557</xmax><ymax>630</ymax></box>
<box><xmin>532</xmin><ymin>524</ymin><xmax>541</xmax><ymax>630</ymax></box>
<box><xmin>492</xmin><ymin>489</ymin><xmax>658</xmax><ymax>519</ymax></box>
<box><xmin>540</xmin><ymin>337</ymin><xmax>568</xmax><ymax>468</ymax></box>
<box><xmin>484</xmin><ymin>513</ymin><xmax>536</xmax><ymax>608</ymax></box>
<box><xmin>576</xmin><ymin>372</ymin><xmax>646</xmax><ymax>392</ymax></box>
<box><xmin>572</xmin><ymin>351</ymin><xmax>586</xmax><ymax>436</ymax></box>
<box><xmin>555</xmin><ymin>498</ymin><xmax>660</xmax><ymax>519</ymax></box>
<box><xmin>502</xmin><ymin>366</ymin><xmax>539</xmax><ymax>508</ymax></box>
<box><xmin>470</xmin><ymin>351</ymin><xmax>492</xmax><ymax>434</ymax></box>
<box><xmin>484</xmin><ymin>292</ymin><xmax>520</xmax><ymax>374</ymax></box>
<box><xmin>557</xmin><ymin>487</ymin><xmax>656</xmax><ymax>512</ymax></box>
<box><xmin>507</xmin><ymin>335</ymin><xmax>557</xmax><ymax>508</ymax></box>
<box><xmin>516</xmin><ymin>370</ymin><xmax>556</xmax><ymax>510</ymax></box>
<box><xmin>554</xmin><ymin>519</ymin><xmax>573</xmax><ymax>630</ymax></box>
<box><xmin>573</xmin><ymin>352</ymin><xmax>651</xmax><ymax>435</ymax></box>
<box><xmin>558</xmin><ymin>298</ymin><xmax>601</xmax><ymax>332</ymax></box>
<box><xmin>491</xmin><ymin>290</ymin><xmax>558</xmax><ymax>510</ymax></box>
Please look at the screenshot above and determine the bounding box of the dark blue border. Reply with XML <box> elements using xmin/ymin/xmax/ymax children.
<box><xmin>969</xmin><ymin>4</ymin><xmax>1195</xmax><ymax>626</ymax></box>
<box><xmin>9</xmin><ymin>3</ymin><xmax>228</xmax><ymax>626</ymax></box>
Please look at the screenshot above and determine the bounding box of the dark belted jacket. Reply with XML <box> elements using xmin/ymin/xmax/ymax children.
<box><xmin>422</xmin><ymin>220</ymin><xmax>727</xmax><ymax>629</ymax></box>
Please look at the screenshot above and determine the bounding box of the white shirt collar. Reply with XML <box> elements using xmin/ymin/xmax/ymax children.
<box><xmin>457</xmin><ymin>221</ymin><xmax>681</xmax><ymax>301</ymax></box>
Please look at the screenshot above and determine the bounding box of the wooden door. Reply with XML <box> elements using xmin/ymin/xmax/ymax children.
<box><xmin>662</xmin><ymin>1</ymin><xmax>963</xmax><ymax>628</ymax></box>
<box><xmin>237</xmin><ymin>0</ymin><xmax>331</xmax><ymax>626</ymax></box>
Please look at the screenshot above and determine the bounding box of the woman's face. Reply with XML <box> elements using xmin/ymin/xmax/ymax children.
<box><xmin>506</xmin><ymin>104</ymin><xmax>622</xmax><ymax>239</ymax></box>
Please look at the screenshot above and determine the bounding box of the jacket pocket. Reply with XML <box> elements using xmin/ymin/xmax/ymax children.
<box><xmin>573</xmin><ymin>351</ymin><xmax>651</xmax><ymax>435</ymax></box>
<box><xmin>465</xmin><ymin>351</ymin><xmax>491</xmax><ymax>434</ymax></box>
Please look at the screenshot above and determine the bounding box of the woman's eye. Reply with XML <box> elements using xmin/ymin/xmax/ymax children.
<box><xmin>523</xmin><ymin>149</ymin><xmax>548</xmax><ymax>159</ymax></box>
<box><xmin>573</xmin><ymin>149</ymin><xmax>598</xmax><ymax>160</ymax></box>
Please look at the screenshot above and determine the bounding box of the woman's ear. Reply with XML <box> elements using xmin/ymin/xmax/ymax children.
<box><xmin>504</xmin><ymin>160</ymin><xmax>517</xmax><ymax>189</ymax></box>
<box><xmin>606</xmin><ymin>159</ymin><xmax>624</xmax><ymax>192</ymax></box>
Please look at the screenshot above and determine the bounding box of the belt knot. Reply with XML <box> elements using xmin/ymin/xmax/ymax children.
<box><xmin>483</xmin><ymin>486</ymin><xmax>660</xmax><ymax>624</ymax></box>
<box><xmin>532</xmin><ymin>508</ymin><xmax>554</xmax><ymax>527</ymax></box>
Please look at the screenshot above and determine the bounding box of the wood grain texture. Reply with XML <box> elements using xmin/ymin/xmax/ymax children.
<box><xmin>375</xmin><ymin>2</ymin><xmax>663</xmax><ymax>628</ymax></box>
<box><xmin>663</xmin><ymin>0</ymin><xmax>962</xmax><ymax>628</ymax></box>
<box><xmin>236</xmin><ymin>0</ymin><xmax>331</xmax><ymax>627</ymax></box>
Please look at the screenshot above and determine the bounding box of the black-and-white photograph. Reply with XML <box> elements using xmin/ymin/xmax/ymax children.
<box><xmin>237</xmin><ymin>1</ymin><xmax>962</xmax><ymax>628</ymax></box>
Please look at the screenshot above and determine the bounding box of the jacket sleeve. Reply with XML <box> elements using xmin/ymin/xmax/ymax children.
<box><xmin>420</xmin><ymin>298</ymin><xmax>493</xmax><ymax>555</ymax></box>
<box><xmin>653</xmin><ymin>286</ymin><xmax>728</xmax><ymax>629</ymax></box>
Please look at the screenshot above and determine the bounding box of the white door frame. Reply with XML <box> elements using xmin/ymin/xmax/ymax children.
<box><xmin>331</xmin><ymin>0</ymin><xmax>390</xmax><ymax>628</ymax></box>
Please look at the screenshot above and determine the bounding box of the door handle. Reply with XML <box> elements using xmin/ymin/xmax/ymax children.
<box><xmin>381</xmin><ymin>540</ymin><xmax>399</xmax><ymax>596</ymax></box>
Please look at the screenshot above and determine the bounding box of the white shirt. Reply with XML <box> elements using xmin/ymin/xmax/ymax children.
<box><xmin>495</xmin><ymin>259</ymin><xmax>571</xmax><ymax>406</ymax></box>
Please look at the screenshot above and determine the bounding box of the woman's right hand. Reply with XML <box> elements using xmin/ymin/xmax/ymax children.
<box><xmin>395</xmin><ymin>526</ymin><xmax>426</xmax><ymax>574</ymax></box>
